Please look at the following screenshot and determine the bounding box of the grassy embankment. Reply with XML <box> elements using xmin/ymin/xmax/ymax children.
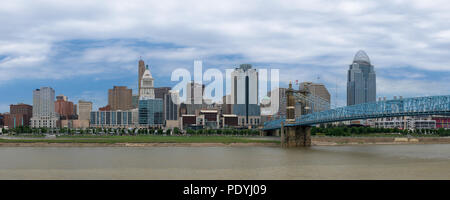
<box><xmin>313</xmin><ymin>133</ymin><xmax>446</xmax><ymax>137</ymax></box>
<box><xmin>0</xmin><ymin>135</ymin><xmax>279</xmax><ymax>144</ymax></box>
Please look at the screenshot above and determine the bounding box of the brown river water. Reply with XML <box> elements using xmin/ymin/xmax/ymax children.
<box><xmin>0</xmin><ymin>144</ymin><xmax>449</xmax><ymax>179</ymax></box>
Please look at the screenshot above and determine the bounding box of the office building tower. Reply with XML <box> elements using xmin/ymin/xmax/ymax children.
<box><xmin>4</xmin><ymin>103</ymin><xmax>33</xmax><ymax>128</ymax></box>
<box><xmin>90</xmin><ymin>109</ymin><xmax>138</xmax><ymax>128</ymax></box>
<box><xmin>139</xmin><ymin>65</ymin><xmax>155</xmax><ymax>100</ymax></box>
<box><xmin>299</xmin><ymin>82</ymin><xmax>331</xmax><ymax>103</ymax></box>
<box><xmin>347</xmin><ymin>50</ymin><xmax>376</xmax><ymax>106</ymax></box>
<box><xmin>164</xmin><ymin>91</ymin><xmax>179</xmax><ymax>121</ymax></box>
<box><xmin>108</xmin><ymin>86</ymin><xmax>133</xmax><ymax>111</ymax></box>
<box><xmin>73</xmin><ymin>104</ymin><xmax>77</xmax><ymax>117</ymax></box>
<box><xmin>155</xmin><ymin>87</ymin><xmax>171</xmax><ymax>99</ymax></box>
<box><xmin>186</xmin><ymin>82</ymin><xmax>205</xmax><ymax>104</ymax></box>
<box><xmin>138</xmin><ymin>59</ymin><xmax>146</xmax><ymax>98</ymax></box>
<box><xmin>222</xmin><ymin>95</ymin><xmax>233</xmax><ymax>115</ymax></box>
<box><xmin>132</xmin><ymin>94</ymin><xmax>139</xmax><ymax>109</ymax></box>
<box><xmin>155</xmin><ymin>87</ymin><xmax>172</xmax><ymax>122</ymax></box>
<box><xmin>138</xmin><ymin>65</ymin><xmax>163</xmax><ymax>126</ymax></box>
<box><xmin>231</xmin><ymin>64</ymin><xmax>260</xmax><ymax>126</ymax></box>
<box><xmin>31</xmin><ymin>87</ymin><xmax>58</xmax><ymax>128</ymax></box>
<box><xmin>139</xmin><ymin>99</ymin><xmax>163</xmax><ymax>126</ymax></box>
<box><xmin>55</xmin><ymin>95</ymin><xmax>76</xmax><ymax>119</ymax></box>
<box><xmin>0</xmin><ymin>114</ymin><xmax>4</xmax><ymax>127</ymax></box>
<box><xmin>182</xmin><ymin>82</ymin><xmax>206</xmax><ymax>115</ymax></box>
<box><xmin>300</xmin><ymin>82</ymin><xmax>331</xmax><ymax>112</ymax></box>
<box><xmin>78</xmin><ymin>100</ymin><xmax>93</xmax><ymax>121</ymax></box>
<box><xmin>267</xmin><ymin>88</ymin><xmax>287</xmax><ymax>116</ymax></box>
<box><xmin>56</xmin><ymin>95</ymin><xmax>68</xmax><ymax>101</ymax></box>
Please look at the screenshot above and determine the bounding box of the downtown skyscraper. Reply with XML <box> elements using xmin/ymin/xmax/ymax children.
<box><xmin>31</xmin><ymin>87</ymin><xmax>58</xmax><ymax>128</ymax></box>
<box><xmin>347</xmin><ymin>50</ymin><xmax>376</xmax><ymax>106</ymax></box>
<box><xmin>139</xmin><ymin>65</ymin><xmax>163</xmax><ymax>126</ymax></box>
<box><xmin>231</xmin><ymin>64</ymin><xmax>261</xmax><ymax>126</ymax></box>
<box><xmin>138</xmin><ymin>58</ymin><xmax>146</xmax><ymax>98</ymax></box>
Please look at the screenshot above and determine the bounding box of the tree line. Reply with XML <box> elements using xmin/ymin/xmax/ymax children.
<box><xmin>1</xmin><ymin>126</ymin><xmax>261</xmax><ymax>136</ymax></box>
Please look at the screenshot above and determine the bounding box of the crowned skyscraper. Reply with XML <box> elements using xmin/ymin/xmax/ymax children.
<box><xmin>138</xmin><ymin>65</ymin><xmax>163</xmax><ymax>126</ymax></box>
<box><xmin>347</xmin><ymin>50</ymin><xmax>376</xmax><ymax>106</ymax></box>
<box><xmin>140</xmin><ymin>65</ymin><xmax>155</xmax><ymax>100</ymax></box>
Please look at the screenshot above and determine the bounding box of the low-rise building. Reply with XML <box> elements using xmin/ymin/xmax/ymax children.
<box><xmin>433</xmin><ymin>116</ymin><xmax>450</xmax><ymax>129</ymax></box>
<box><xmin>237</xmin><ymin>115</ymin><xmax>261</xmax><ymax>128</ymax></box>
<box><xmin>0</xmin><ymin>114</ymin><xmax>4</xmax><ymax>127</ymax></box>
<box><xmin>180</xmin><ymin>114</ymin><xmax>197</xmax><ymax>130</ymax></box>
<box><xmin>90</xmin><ymin>109</ymin><xmax>139</xmax><ymax>128</ymax></box>
<box><xmin>222</xmin><ymin>114</ymin><xmax>239</xmax><ymax>128</ymax></box>
<box><xmin>373</xmin><ymin>116</ymin><xmax>436</xmax><ymax>130</ymax></box>
<box><xmin>138</xmin><ymin>99</ymin><xmax>164</xmax><ymax>128</ymax></box>
<box><xmin>59</xmin><ymin>119</ymin><xmax>90</xmax><ymax>129</ymax></box>
<box><xmin>4</xmin><ymin>103</ymin><xmax>33</xmax><ymax>128</ymax></box>
<box><xmin>197</xmin><ymin>110</ymin><xmax>220</xmax><ymax>129</ymax></box>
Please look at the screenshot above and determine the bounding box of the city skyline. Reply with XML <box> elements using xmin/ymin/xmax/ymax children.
<box><xmin>1</xmin><ymin>0</ymin><xmax>450</xmax><ymax>112</ymax></box>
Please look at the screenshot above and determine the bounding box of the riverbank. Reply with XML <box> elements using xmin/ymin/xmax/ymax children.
<box><xmin>0</xmin><ymin>135</ymin><xmax>279</xmax><ymax>146</ymax></box>
<box><xmin>0</xmin><ymin>142</ymin><xmax>278</xmax><ymax>147</ymax></box>
<box><xmin>1</xmin><ymin>135</ymin><xmax>450</xmax><ymax>147</ymax></box>
<box><xmin>312</xmin><ymin>136</ymin><xmax>450</xmax><ymax>146</ymax></box>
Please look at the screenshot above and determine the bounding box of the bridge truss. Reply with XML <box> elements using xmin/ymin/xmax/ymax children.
<box><xmin>263</xmin><ymin>95</ymin><xmax>450</xmax><ymax>130</ymax></box>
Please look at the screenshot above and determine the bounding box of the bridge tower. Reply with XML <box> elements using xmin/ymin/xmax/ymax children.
<box><xmin>282</xmin><ymin>81</ymin><xmax>311</xmax><ymax>147</ymax></box>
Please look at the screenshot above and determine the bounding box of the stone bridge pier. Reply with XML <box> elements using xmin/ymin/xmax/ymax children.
<box><xmin>281</xmin><ymin>81</ymin><xmax>311</xmax><ymax>147</ymax></box>
<box><xmin>281</xmin><ymin>124</ymin><xmax>311</xmax><ymax>147</ymax></box>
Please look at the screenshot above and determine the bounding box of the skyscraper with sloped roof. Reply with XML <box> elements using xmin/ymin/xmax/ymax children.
<box><xmin>347</xmin><ymin>50</ymin><xmax>376</xmax><ymax>106</ymax></box>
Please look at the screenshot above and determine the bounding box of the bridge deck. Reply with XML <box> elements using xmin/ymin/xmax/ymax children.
<box><xmin>263</xmin><ymin>95</ymin><xmax>450</xmax><ymax>130</ymax></box>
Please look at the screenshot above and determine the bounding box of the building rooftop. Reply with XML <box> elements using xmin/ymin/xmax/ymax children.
<box><xmin>222</xmin><ymin>114</ymin><xmax>237</xmax><ymax>117</ymax></box>
<box><xmin>200</xmin><ymin>110</ymin><xmax>218</xmax><ymax>113</ymax></box>
<box><xmin>353</xmin><ymin>50</ymin><xmax>371</xmax><ymax>64</ymax></box>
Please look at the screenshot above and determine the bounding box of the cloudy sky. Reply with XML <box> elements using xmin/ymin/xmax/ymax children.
<box><xmin>1</xmin><ymin>0</ymin><xmax>450</xmax><ymax>112</ymax></box>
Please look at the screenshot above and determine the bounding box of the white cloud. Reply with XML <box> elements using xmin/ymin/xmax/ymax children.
<box><xmin>0</xmin><ymin>0</ymin><xmax>449</xmax><ymax>71</ymax></box>
<box><xmin>0</xmin><ymin>0</ymin><xmax>449</xmax><ymax>109</ymax></box>
<box><xmin>377</xmin><ymin>77</ymin><xmax>450</xmax><ymax>98</ymax></box>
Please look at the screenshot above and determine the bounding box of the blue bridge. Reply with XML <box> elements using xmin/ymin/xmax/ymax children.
<box><xmin>263</xmin><ymin>95</ymin><xmax>450</xmax><ymax>131</ymax></box>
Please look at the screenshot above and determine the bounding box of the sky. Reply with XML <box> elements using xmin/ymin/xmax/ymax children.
<box><xmin>1</xmin><ymin>0</ymin><xmax>450</xmax><ymax>112</ymax></box>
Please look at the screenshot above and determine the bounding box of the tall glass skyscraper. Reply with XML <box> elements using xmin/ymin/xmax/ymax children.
<box><xmin>347</xmin><ymin>50</ymin><xmax>376</xmax><ymax>106</ymax></box>
<box><xmin>138</xmin><ymin>99</ymin><xmax>163</xmax><ymax>126</ymax></box>
<box><xmin>231</xmin><ymin>64</ymin><xmax>260</xmax><ymax>125</ymax></box>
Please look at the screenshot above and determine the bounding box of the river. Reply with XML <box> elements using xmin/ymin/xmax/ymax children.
<box><xmin>0</xmin><ymin>144</ymin><xmax>449</xmax><ymax>179</ymax></box>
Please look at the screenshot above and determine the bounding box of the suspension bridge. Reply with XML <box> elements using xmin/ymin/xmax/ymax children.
<box><xmin>262</xmin><ymin>83</ymin><xmax>450</xmax><ymax>147</ymax></box>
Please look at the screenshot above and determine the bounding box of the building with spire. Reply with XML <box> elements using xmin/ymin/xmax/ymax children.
<box><xmin>138</xmin><ymin>65</ymin><xmax>163</xmax><ymax>127</ymax></box>
<box><xmin>347</xmin><ymin>50</ymin><xmax>376</xmax><ymax>106</ymax></box>
<box><xmin>140</xmin><ymin>65</ymin><xmax>155</xmax><ymax>99</ymax></box>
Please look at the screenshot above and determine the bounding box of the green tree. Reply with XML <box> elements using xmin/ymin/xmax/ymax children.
<box><xmin>173</xmin><ymin>127</ymin><xmax>180</xmax><ymax>135</ymax></box>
